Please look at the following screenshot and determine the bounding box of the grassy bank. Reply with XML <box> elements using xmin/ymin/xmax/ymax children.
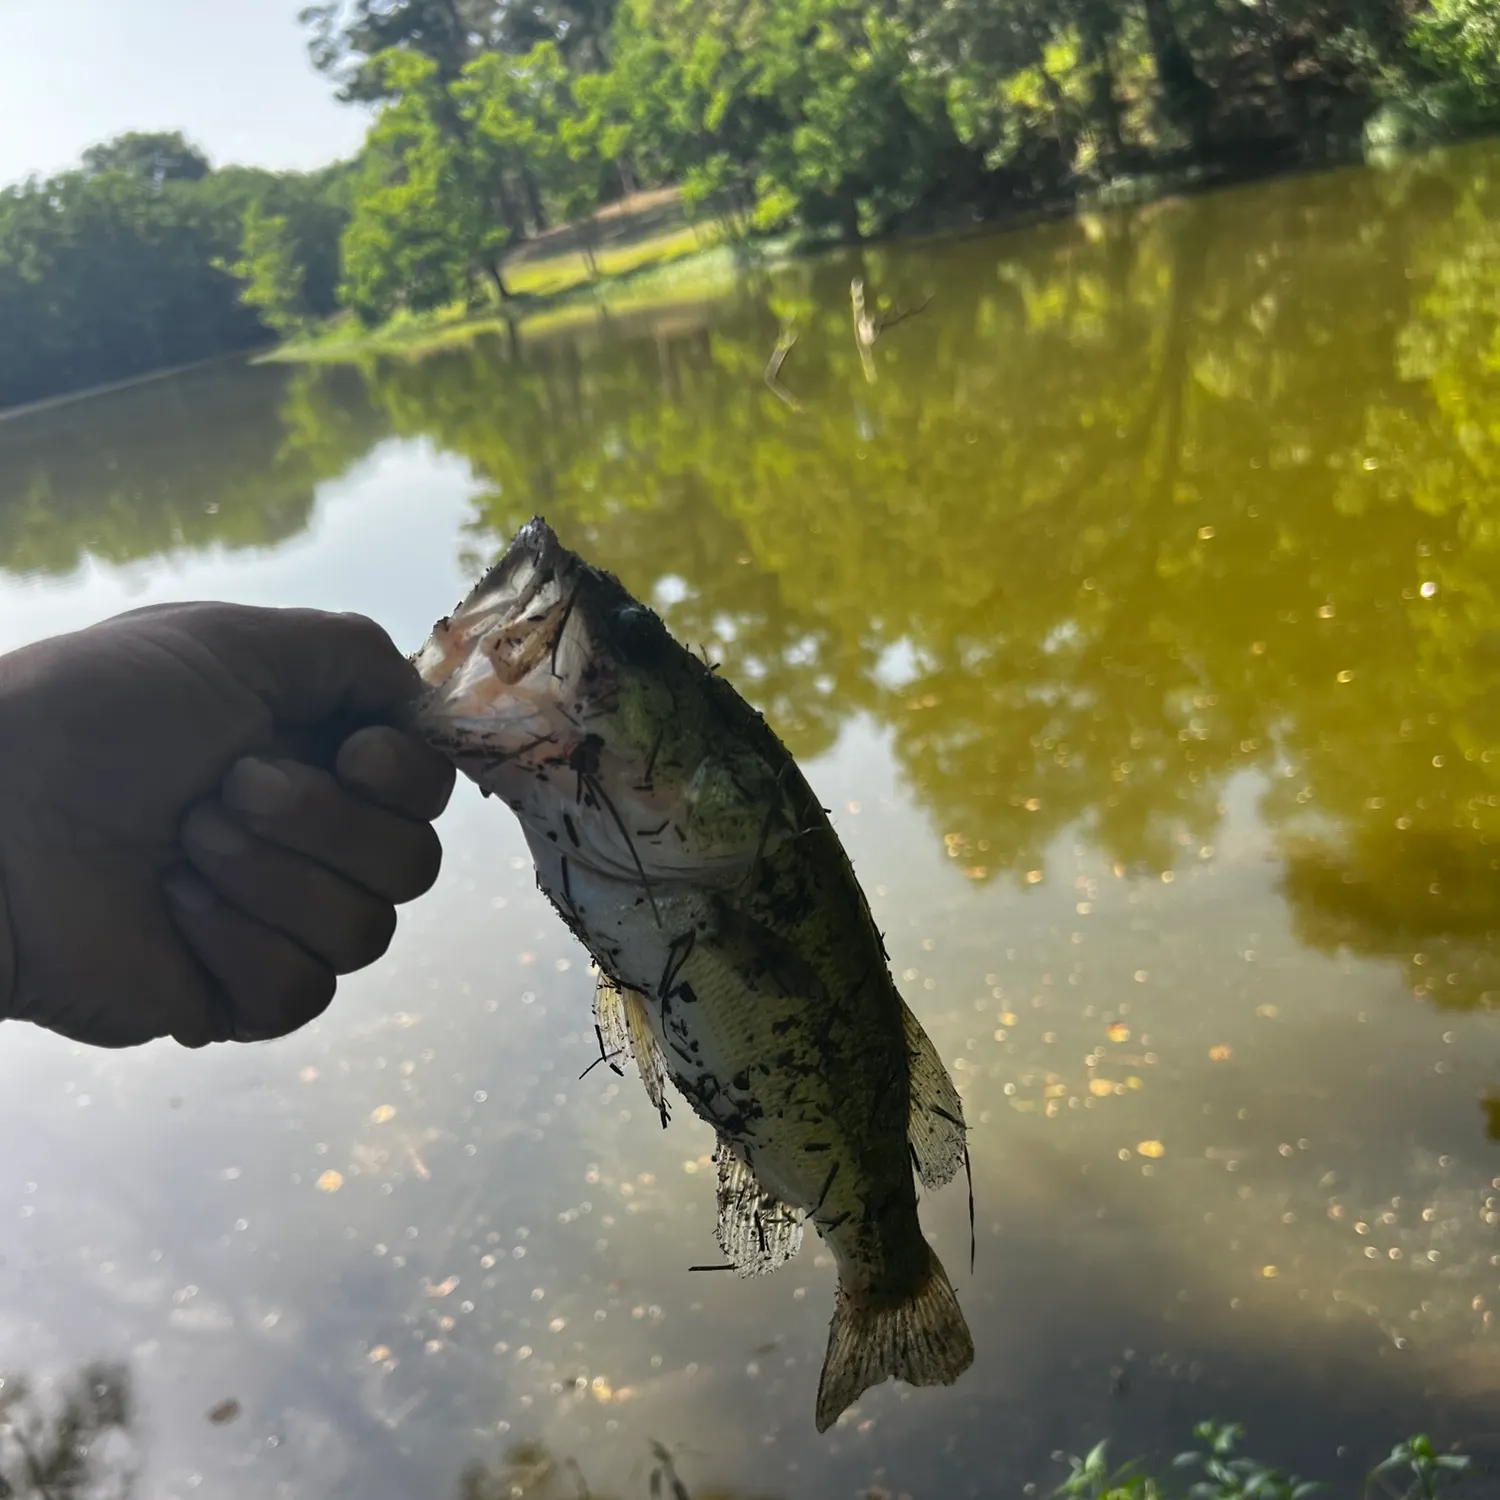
<box><xmin>268</xmin><ymin>192</ymin><xmax>782</xmax><ymax>365</ymax></box>
<box><xmin>263</xmin><ymin>139</ymin><xmax>1399</xmax><ymax>367</ymax></box>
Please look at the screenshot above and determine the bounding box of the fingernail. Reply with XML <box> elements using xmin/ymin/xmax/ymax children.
<box><xmin>343</xmin><ymin>730</ymin><xmax>397</xmax><ymax>789</ymax></box>
<box><xmin>184</xmin><ymin>805</ymin><xmax>252</xmax><ymax>859</ymax></box>
<box><xmin>224</xmin><ymin>757</ymin><xmax>291</xmax><ymax>817</ymax></box>
<box><xmin>162</xmin><ymin>867</ymin><xmax>216</xmax><ymax>914</ymax></box>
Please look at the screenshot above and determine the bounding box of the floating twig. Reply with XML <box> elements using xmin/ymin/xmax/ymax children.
<box><xmin>876</xmin><ymin>292</ymin><xmax>933</xmax><ymax>334</ymax></box>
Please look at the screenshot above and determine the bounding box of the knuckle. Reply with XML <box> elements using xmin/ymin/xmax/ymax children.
<box><xmin>335</xmin><ymin>610</ymin><xmax>401</xmax><ymax>660</ymax></box>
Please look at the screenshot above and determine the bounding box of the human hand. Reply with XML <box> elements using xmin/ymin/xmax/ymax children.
<box><xmin>0</xmin><ymin>602</ymin><xmax>455</xmax><ymax>1048</ymax></box>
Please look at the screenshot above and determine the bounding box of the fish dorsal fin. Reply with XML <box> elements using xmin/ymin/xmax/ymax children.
<box><xmin>902</xmin><ymin>998</ymin><xmax>966</xmax><ymax>1190</ymax></box>
<box><xmin>714</xmin><ymin>1139</ymin><xmax>804</xmax><ymax>1275</ymax></box>
<box><xmin>593</xmin><ymin>972</ymin><xmax>671</xmax><ymax>1127</ymax></box>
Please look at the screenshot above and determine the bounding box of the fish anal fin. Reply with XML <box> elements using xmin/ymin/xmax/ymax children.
<box><xmin>594</xmin><ymin>973</ymin><xmax>670</xmax><ymax>1125</ymax></box>
<box><xmin>902</xmin><ymin>998</ymin><xmax>966</xmax><ymax>1191</ymax></box>
<box><xmin>592</xmin><ymin>969</ymin><xmax>630</xmax><ymax>1054</ymax></box>
<box><xmin>815</xmin><ymin>1244</ymin><xmax>974</xmax><ymax>1432</ymax></box>
<box><xmin>713</xmin><ymin>1138</ymin><xmax>804</xmax><ymax>1275</ymax></box>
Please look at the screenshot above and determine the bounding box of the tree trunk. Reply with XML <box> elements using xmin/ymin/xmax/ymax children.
<box><xmin>1038</xmin><ymin>66</ymin><xmax>1077</xmax><ymax>166</ymax></box>
<box><xmin>1141</xmin><ymin>0</ymin><xmax>1213</xmax><ymax>153</ymax></box>
<box><xmin>492</xmin><ymin>169</ymin><xmax>526</xmax><ymax>247</ymax></box>
<box><xmin>617</xmin><ymin>156</ymin><xmax>638</xmax><ymax>198</ymax></box>
<box><xmin>522</xmin><ymin>165</ymin><xmax>548</xmax><ymax>235</ymax></box>
<box><xmin>485</xmin><ymin>260</ymin><xmax>512</xmax><ymax>302</ymax></box>
<box><xmin>1251</xmin><ymin>1</ymin><xmax>1298</xmax><ymax>133</ymax></box>
<box><xmin>1081</xmin><ymin>20</ymin><xmax>1126</xmax><ymax>161</ymax></box>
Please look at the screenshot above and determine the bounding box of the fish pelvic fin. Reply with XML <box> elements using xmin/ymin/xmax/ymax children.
<box><xmin>714</xmin><ymin>1139</ymin><xmax>804</xmax><ymax>1274</ymax></box>
<box><xmin>902</xmin><ymin>998</ymin><xmax>967</xmax><ymax>1190</ymax></box>
<box><xmin>814</xmin><ymin>1244</ymin><xmax>974</xmax><ymax>1433</ymax></box>
<box><xmin>593</xmin><ymin>972</ymin><xmax>671</xmax><ymax>1126</ymax></box>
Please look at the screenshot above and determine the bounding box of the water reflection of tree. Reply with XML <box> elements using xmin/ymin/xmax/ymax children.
<box><xmin>0</xmin><ymin>361</ymin><xmax>384</xmax><ymax>579</ymax></box>
<box><xmin>455</xmin><ymin>1437</ymin><xmax>778</xmax><ymax>1500</ymax></box>
<box><xmin>317</xmin><ymin>144</ymin><xmax>1500</xmax><ymax>1009</ymax></box>
<box><xmin>0</xmin><ymin>1362</ymin><xmax>136</xmax><ymax>1498</ymax></box>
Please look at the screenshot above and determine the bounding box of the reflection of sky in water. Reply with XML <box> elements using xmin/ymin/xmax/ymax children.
<box><xmin>5</xmin><ymin>154</ymin><xmax>1500</xmax><ymax>1493</ymax></box>
<box><xmin>0</xmin><ymin>440</ymin><xmax>478</xmax><ymax>657</ymax></box>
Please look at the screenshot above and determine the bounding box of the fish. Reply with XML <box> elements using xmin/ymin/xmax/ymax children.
<box><xmin>410</xmin><ymin>516</ymin><xmax>974</xmax><ymax>1432</ymax></box>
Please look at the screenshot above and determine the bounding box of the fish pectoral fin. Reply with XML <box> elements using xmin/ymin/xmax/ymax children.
<box><xmin>593</xmin><ymin>972</ymin><xmax>671</xmax><ymax>1126</ymax></box>
<box><xmin>713</xmin><ymin>1138</ymin><xmax>804</xmax><ymax>1275</ymax></box>
<box><xmin>902</xmin><ymin>997</ymin><xmax>966</xmax><ymax>1190</ymax></box>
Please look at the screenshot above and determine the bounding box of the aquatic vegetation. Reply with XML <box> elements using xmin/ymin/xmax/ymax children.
<box><xmin>1052</xmin><ymin>1422</ymin><xmax>1480</xmax><ymax>1500</ymax></box>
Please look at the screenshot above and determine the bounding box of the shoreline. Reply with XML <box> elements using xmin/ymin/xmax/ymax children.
<box><xmin>266</xmin><ymin>134</ymin><xmax>1384</xmax><ymax>369</ymax></box>
<box><xmin>7</xmin><ymin>125</ymin><xmax>1495</xmax><ymax>401</ymax></box>
<box><xmin>263</xmin><ymin>237</ymin><xmax>789</xmax><ymax>366</ymax></box>
<box><xmin>0</xmin><ymin>349</ymin><xmax>269</xmax><ymax>424</ymax></box>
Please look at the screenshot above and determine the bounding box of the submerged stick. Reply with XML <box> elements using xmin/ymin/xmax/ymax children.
<box><xmin>851</xmin><ymin>278</ymin><xmax>878</xmax><ymax>384</ymax></box>
<box><xmin>764</xmin><ymin>328</ymin><xmax>803</xmax><ymax>410</ymax></box>
<box><xmin>852</xmin><ymin>276</ymin><xmax>934</xmax><ymax>384</ymax></box>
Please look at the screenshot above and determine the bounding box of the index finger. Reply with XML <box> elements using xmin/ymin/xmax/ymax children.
<box><xmin>120</xmin><ymin>603</ymin><xmax>420</xmax><ymax>726</ymax></box>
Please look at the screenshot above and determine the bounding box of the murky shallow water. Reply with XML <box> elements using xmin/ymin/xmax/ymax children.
<box><xmin>3</xmin><ymin>140</ymin><xmax>1500</xmax><ymax>1499</ymax></box>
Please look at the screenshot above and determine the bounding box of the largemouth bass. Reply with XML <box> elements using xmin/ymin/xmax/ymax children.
<box><xmin>411</xmin><ymin>517</ymin><xmax>974</xmax><ymax>1431</ymax></box>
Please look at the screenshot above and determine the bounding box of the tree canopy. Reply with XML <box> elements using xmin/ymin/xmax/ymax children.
<box><xmin>0</xmin><ymin>140</ymin><xmax>353</xmax><ymax>409</ymax></box>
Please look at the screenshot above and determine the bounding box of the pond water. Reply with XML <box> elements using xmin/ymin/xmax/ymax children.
<box><xmin>2</xmin><ymin>138</ymin><xmax>1500</xmax><ymax>1499</ymax></box>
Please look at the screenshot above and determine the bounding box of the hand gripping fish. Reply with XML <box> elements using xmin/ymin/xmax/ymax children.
<box><xmin>411</xmin><ymin>517</ymin><xmax>974</xmax><ymax>1432</ymax></box>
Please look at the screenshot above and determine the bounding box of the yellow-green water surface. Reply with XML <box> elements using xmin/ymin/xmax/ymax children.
<box><xmin>3</xmin><ymin>139</ymin><xmax>1500</xmax><ymax>1499</ymax></box>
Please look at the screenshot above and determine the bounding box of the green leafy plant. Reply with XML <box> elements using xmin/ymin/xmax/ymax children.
<box><xmin>1053</xmin><ymin>1438</ymin><xmax>1162</xmax><ymax>1499</ymax></box>
<box><xmin>1368</xmin><ymin>1435</ymin><xmax>1475</xmax><ymax>1500</ymax></box>
<box><xmin>1052</xmin><ymin>1424</ymin><xmax>1481</xmax><ymax>1500</ymax></box>
<box><xmin>1171</xmin><ymin>1422</ymin><xmax>1320</xmax><ymax>1500</ymax></box>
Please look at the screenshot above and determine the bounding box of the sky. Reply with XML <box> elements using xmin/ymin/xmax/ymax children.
<box><xmin>0</xmin><ymin>0</ymin><xmax>374</xmax><ymax>188</ymax></box>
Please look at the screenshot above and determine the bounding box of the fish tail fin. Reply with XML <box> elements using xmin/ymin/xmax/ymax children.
<box><xmin>814</xmin><ymin>1245</ymin><xmax>974</xmax><ymax>1433</ymax></box>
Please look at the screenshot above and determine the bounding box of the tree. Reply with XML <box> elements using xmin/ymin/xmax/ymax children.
<box><xmin>0</xmin><ymin>166</ymin><xmax>262</xmax><ymax>409</ymax></box>
<box><xmin>1139</xmin><ymin>0</ymin><xmax>1215</xmax><ymax>148</ymax></box>
<box><xmin>747</xmin><ymin>0</ymin><xmax>987</xmax><ymax>237</ymax></box>
<box><xmin>1403</xmin><ymin>0</ymin><xmax>1500</xmax><ymax>127</ymax></box>
<box><xmin>463</xmin><ymin>43</ymin><xmax>603</xmax><ymax>248</ymax></box>
<box><xmin>219</xmin><ymin>201</ymin><xmax>308</xmax><ymax>335</ymax></box>
<box><xmin>80</xmin><ymin>130</ymin><xmax>210</xmax><ymax>187</ymax></box>
<box><xmin>0</xmin><ymin>138</ymin><xmax>348</xmax><ymax>409</ymax></box>
<box><xmin>301</xmin><ymin>0</ymin><xmax>493</xmax><ymax>99</ymax></box>
<box><xmin>300</xmin><ymin>0</ymin><xmax>620</xmax><ymax>99</ymax></box>
<box><xmin>338</xmin><ymin>50</ymin><xmax>513</xmax><ymax>321</ymax></box>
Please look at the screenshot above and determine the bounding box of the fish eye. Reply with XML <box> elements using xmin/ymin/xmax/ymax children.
<box><xmin>610</xmin><ymin>604</ymin><xmax>661</xmax><ymax>655</ymax></box>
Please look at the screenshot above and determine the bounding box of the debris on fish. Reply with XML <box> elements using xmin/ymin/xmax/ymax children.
<box><xmin>412</xmin><ymin>516</ymin><xmax>974</xmax><ymax>1431</ymax></box>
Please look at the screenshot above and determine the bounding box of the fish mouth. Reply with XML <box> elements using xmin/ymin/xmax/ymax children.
<box><xmin>414</xmin><ymin>518</ymin><xmax>580</xmax><ymax>690</ymax></box>
<box><xmin>412</xmin><ymin>517</ymin><xmax>601</xmax><ymax>755</ymax></box>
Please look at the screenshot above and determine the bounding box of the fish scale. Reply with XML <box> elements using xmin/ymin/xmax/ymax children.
<box><xmin>412</xmin><ymin>516</ymin><xmax>975</xmax><ymax>1432</ymax></box>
